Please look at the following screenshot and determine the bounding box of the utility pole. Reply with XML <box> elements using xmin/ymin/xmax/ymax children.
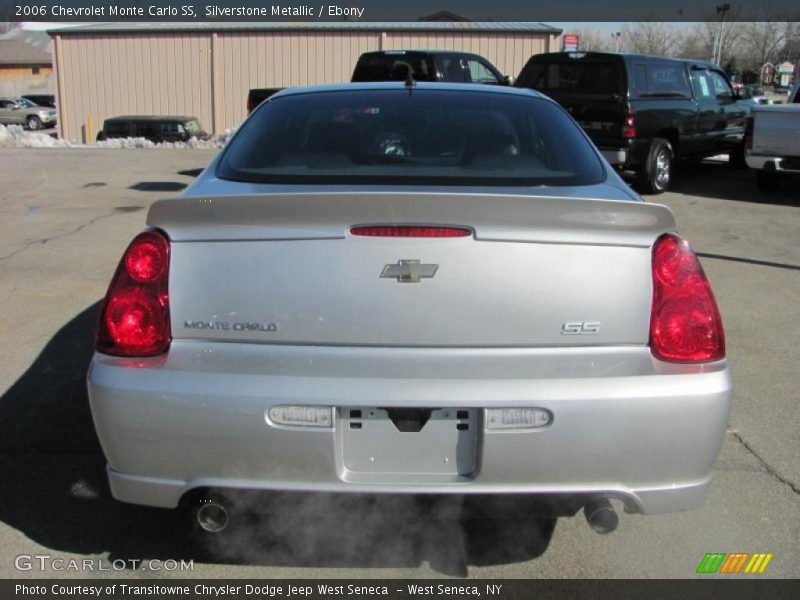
<box><xmin>611</xmin><ymin>31</ymin><xmax>622</xmax><ymax>53</ymax></box>
<box><xmin>713</xmin><ymin>3</ymin><xmax>731</xmax><ymax>65</ymax></box>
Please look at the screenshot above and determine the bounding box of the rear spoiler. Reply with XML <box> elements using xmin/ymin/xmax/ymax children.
<box><xmin>149</xmin><ymin>190</ymin><xmax>677</xmax><ymax>247</ymax></box>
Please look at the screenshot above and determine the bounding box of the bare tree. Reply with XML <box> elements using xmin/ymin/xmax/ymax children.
<box><xmin>675</xmin><ymin>18</ymin><xmax>793</xmax><ymax>86</ymax></box>
<box><xmin>622</xmin><ymin>22</ymin><xmax>681</xmax><ymax>57</ymax></box>
<box><xmin>569</xmin><ymin>28</ymin><xmax>609</xmax><ymax>52</ymax></box>
<box><xmin>675</xmin><ymin>19</ymin><xmax>744</xmax><ymax>66</ymax></box>
<box><xmin>738</xmin><ymin>21</ymin><xmax>790</xmax><ymax>72</ymax></box>
<box><xmin>782</xmin><ymin>22</ymin><xmax>800</xmax><ymax>61</ymax></box>
<box><xmin>712</xmin><ymin>22</ymin><xmax>744</xmax><ymax>66</ymax></box>
<box><xmin>675</xmin><ymin>23</ymin><xmax>715</xmax><ymax>60</ymax></box>
<box><xmin>735</xmin><ymin>3</ymin><xmax>793</xmax><ymax>71</ymax></box>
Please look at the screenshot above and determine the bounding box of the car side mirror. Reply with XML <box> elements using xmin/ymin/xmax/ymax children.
<box><xmin>11</xmin><ymin>104</ymin><xmax>20</xmax><ymax>110</ymax></box>
<box><xmin>503</xmin><ymin>75</ymin><xmax>515</xmax><ymax>86</ymax></box>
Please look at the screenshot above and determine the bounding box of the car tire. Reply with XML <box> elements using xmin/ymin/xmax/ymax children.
<box><xmin>729</xmin><ymin>143</ymin><xmax>747</xmax><ymax>169</ymax></box>
<box><xmin>756</xmin><ymin>170</ymin><xmax>781</xmax><ymax>193</ymax></box>
<box><xmin>26</xmin><ymin>116</ymin><xmax>42</xmax><ymax>131</ymax></box>
<box><xmin>637</xmin><ymin>138</ymin><xmax>673</xmax><ymax>195</ymax></box>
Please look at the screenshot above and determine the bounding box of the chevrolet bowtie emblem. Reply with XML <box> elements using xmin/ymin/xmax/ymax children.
<box><xmin>381</xmin><ymin>260</ymin><xmax>438</xmax><ymax>283</ymax></box>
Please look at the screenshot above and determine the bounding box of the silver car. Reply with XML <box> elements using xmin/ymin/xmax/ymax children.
<box><xmin>0</xmin><ymin>97</ymin><xmax>57</xmax><ymax>130</ymax></box>
<box><xmin>87</xmin><ymin>83</ymin><xmax>731</xmax><ymax>537</ymax></box>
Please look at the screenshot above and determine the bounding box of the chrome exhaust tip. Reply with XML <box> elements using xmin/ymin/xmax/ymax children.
<box><xmin>196</xmin><ymin>501</ymin><xmax>229</xmax><ymax>533</ymax></box>
<box><xmin>583</xmin><ymin>498</ymin><xmax>618</xmax><ymax>534</ymax></box>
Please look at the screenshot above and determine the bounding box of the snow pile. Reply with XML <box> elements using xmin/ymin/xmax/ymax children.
<box><xmin>95</xmin><ymin>136</ymin><xmax>157</xmax><ymax>149</ymax></box>
<box><xmin>0</xmin><ymin>124</ymin><xmax>235</xmax><ymax>150</ymax></box>
<box><xmin>0</xmin><ymin>124</ymin><xmax>76</xmax><ymax>148</ymax></box>
<box><xmin>94</xmin><ymin>128</ymin><xmax>235</xmax><ymax>149</ymax></box>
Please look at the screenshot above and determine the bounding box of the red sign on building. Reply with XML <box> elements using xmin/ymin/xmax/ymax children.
<box><xmin>563</xmin><ymin>34</ymin><xmax>580</xmax><ymax>52</ymax></box>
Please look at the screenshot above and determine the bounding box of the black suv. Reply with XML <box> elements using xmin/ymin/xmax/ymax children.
<box><xmin>97</xmin><ymin>115</ymin><xmax>208</xmax><ymax>143</ymax></box>
<box><xmin>352</xmin><ymin>50</ymin><xmax>511</xmax><ymax>86</ymax></box>
<box><xmin>21</xmin><ymin>94</ymin><xmax>56</xmax><ymax>108</ymax></box>
<box><xmin>516</xmin><ymin>52</ymin><xmax>749</xmax><ymax>193</ymax></box>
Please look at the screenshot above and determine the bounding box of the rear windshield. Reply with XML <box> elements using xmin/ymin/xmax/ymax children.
<box><xmin>520</xmin><ymin>57</ymin><xmax>625</xmax><ymax>97</ymax></box>
<box><xmin>352</xmin><ymin>54</ymin><xmax>435</xmax><ymax>82</ymax></box>
<box><xmin>216</xmin><ymin>89</ymin><xmax>605</xmax><ymax>187</ymax></box>
<box><xmin>630</xmin><ymin>62</ymin><xmax>691</xmax><ymax>98</ymax></box>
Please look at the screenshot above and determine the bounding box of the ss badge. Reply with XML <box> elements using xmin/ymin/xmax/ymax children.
<box><xmin>561</xmin><ymin>321</ymin><xmax>601</xmax><ymax>335</ymax></box>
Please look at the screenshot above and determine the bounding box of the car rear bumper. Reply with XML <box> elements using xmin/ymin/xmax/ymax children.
<box><xmin>598</xmin><ymin>140</ymin><xmax>650</xmax><ymax>170</ymax></box>
<box><xmin>600</xmin><ymin>147</ymin><xmax>628</xmax><ymax>165</ymax></box>
<box><xmin>87</xmin><ymin>342</ymin><xmax>732</xmax><ymax>515</ymax></box>
<box><xmin>746</xmin><ymin>153</ymin><xmax>800</xmax><ymax>173</ymax></box>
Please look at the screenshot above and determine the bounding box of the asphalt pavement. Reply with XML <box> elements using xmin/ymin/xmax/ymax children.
<box><xmin>0</xmin><ymin>149</ymin><xmax>797</xmax><ymax>579</ymax></box>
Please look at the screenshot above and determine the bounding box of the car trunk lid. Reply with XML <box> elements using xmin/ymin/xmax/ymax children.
<box><xmin>149</xmin><ymin>191</ymin><xmax>675</xmax><ymax>347</ymax></box>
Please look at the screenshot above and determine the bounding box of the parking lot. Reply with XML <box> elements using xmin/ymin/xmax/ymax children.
<box><xmin>0</xmin><ymin>147</ymin><xmax>797</xmax><ymax>579</ymax></box>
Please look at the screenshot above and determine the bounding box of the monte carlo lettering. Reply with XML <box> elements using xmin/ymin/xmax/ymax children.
<box><xmin>183</xmin><ymin>320</ymin><xmax>278</xmax><ymax>332</ymax></box>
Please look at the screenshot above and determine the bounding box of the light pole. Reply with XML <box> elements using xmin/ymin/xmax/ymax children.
<box><xmin>611</xmin><ymin>32</ymin><xmax>622</xmax><ymax>53</ymax></box>
<box><xmin>713</xmin><ymin>3</ymin><xmax>731</xmax><ymax>65</ymax></box>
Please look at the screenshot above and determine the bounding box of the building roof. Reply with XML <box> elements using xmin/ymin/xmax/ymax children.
<box><xmin>0</xmin><ymin>39</ymin><xmax>52</xmax><ymax>66</ymax></box>
<box><xmin>419</xmin><ymin>11</ymin><xmax>471</xmax><ymax>21</ymax></box>
<box><xmin>0</xmin><ymin>27</ymin><xmax>53</xmax><ymax>52</ymax></box>
<box><xmin>49</xmin><ymin>21</ymin><xmax>561</xmax><ymax>35</ymax></box>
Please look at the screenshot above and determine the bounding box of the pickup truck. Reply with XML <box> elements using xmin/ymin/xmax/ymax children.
<box><xmin>745</xmin><ymin>101</ymin><xmax>800</xmax><ymax>192</ymax></box>
<box><xmin>352</xmin><ymin>50</ymin><xmax>512</xmax><ymax>86</ymax></box>
<box><xmin>247</xmin><ymin>88</ymin><xmax>283</xmax><ymax>114</ymax></box>
<box><xmin>516</xmin><ymin>52</ymin><xmax>750</xmax><ymax>194</ymax></box>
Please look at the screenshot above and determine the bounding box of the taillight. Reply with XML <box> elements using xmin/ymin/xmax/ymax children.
<box><xmin>622</xmin><ymin>113</ymin><xmax>637</xmax><ymax>139</ymax></box>
<box><xmin>96</xmin><ymin>230</ymin><xmax>171</xmax><ymax>357</ymax></box>
<box><xmin>350</xmin><ymin>226</ymin><xmax>471</xmax><ymax>237</ymax></box>
<box><xmin>650</xmin><ymin>234</ymin><xmax>724</xmax><ymax>363</ymax></box>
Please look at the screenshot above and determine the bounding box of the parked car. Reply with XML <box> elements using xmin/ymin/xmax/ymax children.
<box><xmin>21</xmin><ymin>93</ymin><xmax>56</xmax><ymax>108</ymax></box>
<box><xmin>96</xmin><ymin>115</ymin><xmax>208</xmax><ymax>143</ymax></box>
<box><xmin>744</xmin><ymin>102</ymin><xmax>800</xmax><ymax>192</ymax></box>
<box><xmin>352</xmin><ymin>50</ymin><xmax>513</xmax><ymax>85</ymax></box>
<box><xmin>247</xmin><ymin>87</ymin><xmax>283</xmax><ymax>114</ymax></box>
<box><xmin>0</xmin><ymin>97</ymin><xmax>57</xmax><ymax>130</ymax></box>
<box><xmin>515</xmin><ymin>52</ymin><xmax>750</xmax><ymax>193</ymax></box>
<box><xmin>88</xmin><ymin>83</ymin><xmax>731</xmax><ymax>539</ymax></box>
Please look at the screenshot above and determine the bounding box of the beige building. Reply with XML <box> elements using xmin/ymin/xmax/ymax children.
<box><xmin>0</xmin><ymin>40</ymin><xmax>54</xmax><ymax>97</ymax></box>
<box><xmin>50</xmin><ymin>22</ymin><xmax>562</xmax><ymax>142</ymax></box>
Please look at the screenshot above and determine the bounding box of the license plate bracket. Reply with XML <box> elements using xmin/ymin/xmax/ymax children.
<box><xmin>339</xmin><ymin>407</ymin><xmax>477</xmax><ymax>480</ymax></box>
